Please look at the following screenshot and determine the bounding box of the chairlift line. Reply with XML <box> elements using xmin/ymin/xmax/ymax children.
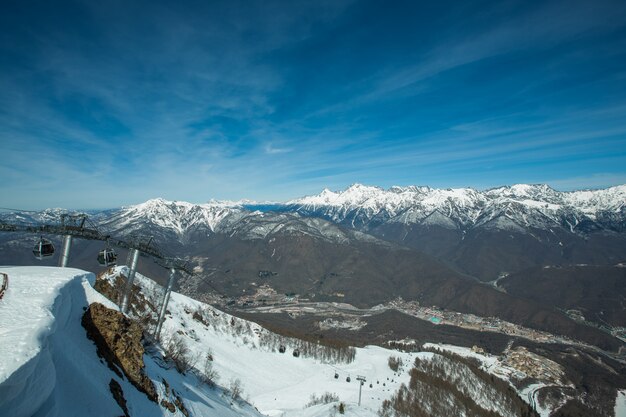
<box><xmin>0</xmin><ymin>210</ymin><xmax>193</xmax><ymax>275</ymax></box>
<box><xmin>2</xmin><ymin>207</ymin><xmax>193</xmax><ymax>342</ymax></box>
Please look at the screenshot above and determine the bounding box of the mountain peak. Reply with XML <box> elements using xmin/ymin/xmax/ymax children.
<box><xmin>288</xmin><ymin>183</ymin><xmax>626</xmax><ymax>231</ymax></box>
<box><xmin>345</xmin><ymin>183</ymin><xmax>382</xmax><ymax>192</ymax></box>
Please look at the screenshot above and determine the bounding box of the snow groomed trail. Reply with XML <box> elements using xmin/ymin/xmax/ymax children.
<box><xmin>122</xmin><ymin>267</ymin><xmax>418</xmax><ymax>417</ymax></box>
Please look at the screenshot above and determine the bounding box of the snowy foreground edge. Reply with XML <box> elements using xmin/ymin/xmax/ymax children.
<box><xmin>0</xmin><ymin>266</ymin><xmax>264</xmax><ymax>417</ymax></box>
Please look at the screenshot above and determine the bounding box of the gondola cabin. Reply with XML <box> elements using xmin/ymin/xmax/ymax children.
<box><xmin>279</xmin><ymin>345</ymin><xmax>286</xmax><ymax>353</ymax></box>
<box><xmin>97</xmin><ymin>248</ymin><xmax>117</xmax><ymax>267</ymax></box>
<box><xmin>33</xmin><ymin>238</ymin><xmax>54</xmax><ymax>260</ymax></box>
<box><xmin>292</xmin><ymin>349</ymin><xmax>300</xmax><ymax>357</ymax></box>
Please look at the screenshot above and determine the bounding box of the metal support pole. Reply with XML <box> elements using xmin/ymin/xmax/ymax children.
<box><xmin>358</xmin><ymin>382</ymin><xmax>362</xmax><ymax>406</ymax></box>
<box><xmin>59</xmin><ymin>235</ymin><xmax>72</xmax><ymax>267</ymax></box>
<box><xmin>357</xmin><ymin>376</ymin><xmax>366</xmax><ymax>406</ymax></box>
<box><xmin>154</xmin><ymin>268</ymin><xmax>176</xmax><ymax>341</ymax></box>
<box><xmin>120</xmin><ymin>248</ymin><xmax>140</xmax><ymax>313</ymax></box>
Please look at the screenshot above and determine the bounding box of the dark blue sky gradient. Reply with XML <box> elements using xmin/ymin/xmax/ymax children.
<box><xmin>1</xmin><ymin>0</ymin><xmax>625</xmax><ymax>208</ymax></box>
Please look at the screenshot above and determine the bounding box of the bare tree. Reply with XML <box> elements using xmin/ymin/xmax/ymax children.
<box><xmin>164</xmin><ymin>334</ymin><xmax>192</xmax><ymax>373</ymax></box>
<box><xmin>229</xmin><ymin>378</ymin><xmax>243</xmax><ymax>400</ymax></box>
<box><xmin>200</xmin><ymin>352</ymin><xmax>219</xmax><ymax>387</ymax></box>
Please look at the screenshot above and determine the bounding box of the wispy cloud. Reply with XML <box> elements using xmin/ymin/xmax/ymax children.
<box><xmin>264</xmin><ymin>143</ymin><xmax>292</xmax><ymax>154</ymax></box>
<box><xmin>544</xmin><ymin>173</ymin><xmax>626</xmax><ymax>190</ymax></box>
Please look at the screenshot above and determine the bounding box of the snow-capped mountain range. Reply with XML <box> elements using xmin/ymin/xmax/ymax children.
<box><xmin>98</xmin><ymin>198</ymin><xmax>245</xmax><ymax>237</ymax></box>
<box><xmin>5</xmin><ymin>183</ymin><xmax>622</xmax><ymax>238</ymax></box>
<box><xmin>92</xmin><ymin>198</ymin><xmax>379</xmax><ymax>246</ymax></box>
<box><xmin>85</xmin><ymin>183</ymin><xmax>626</xmax><ymax>239</ymax></box>
<box><xmin>287</xmin><ymin>183</ymin><xmax>626</xmax><ymax>231</ymax></box>
<box><xmin>2</xmin><ymin>183</ymin><xmax>624</xmax><ymax>285</ymax></box>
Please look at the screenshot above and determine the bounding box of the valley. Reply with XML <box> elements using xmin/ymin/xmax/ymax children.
<box><xmin>224</xmin><ymin>292</ymin><xmax>626</xmax><ymax>362</ymax></box>
<box><xmin>1</xmin><ymin>183</ymin><xmax>625</xmax><ymax>416</ymax></box>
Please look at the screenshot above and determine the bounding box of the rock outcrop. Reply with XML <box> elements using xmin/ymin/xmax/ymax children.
<box><xmin>109</xmin><ymin>378</ymin><xmax>129</xmax><ymax>417</ymax></box>
<box><xmin>82</xmin><ymin>303</ymin><xmax>157</xmax><ymax>403</ymax></box>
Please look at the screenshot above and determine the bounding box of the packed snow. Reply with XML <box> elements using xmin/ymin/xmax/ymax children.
<box><xmin>0</xmin><ymin>267</ymin><xmax>100</xmax><ymax>384</ymax></box>
<box><xmin>0</xmin><ymin>266</ymin><xmax>264</xmax><ymax>417</ymax></box>
<box><xmin>126</xmin><ymin>267</ymin><xmax>420</xmax><ymax>416</ymax></box>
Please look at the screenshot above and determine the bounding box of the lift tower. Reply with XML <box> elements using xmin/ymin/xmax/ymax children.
<box><xmin>0</xmin><ymin>212</ymin><xmax>193</xmax><ymax>329</ymax></box>
<box><xmin>357</xmin><ymin>375</ymin><xmax>367</xmax><ymax>406</ymax></box>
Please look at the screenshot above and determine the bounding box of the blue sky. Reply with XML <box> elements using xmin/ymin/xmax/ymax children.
<box><xmin>1</xmin><ymin>0</ymin><xmax>626</xmax><ymax>209</ymax></box>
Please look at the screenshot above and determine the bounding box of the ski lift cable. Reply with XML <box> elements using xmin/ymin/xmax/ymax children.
<box><xmin>0</xmin><ymin>207</ymin><xmax>192</xmax><ymax>274</ymax></box>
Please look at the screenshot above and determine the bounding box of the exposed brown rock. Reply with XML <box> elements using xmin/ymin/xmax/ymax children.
<box><xmin>93</xmin><ymin>272</ymin><xmax>158</xmax><ymax>329</ymax></box>
<box><xmin>109</xmin><ymin>378</ymin><xmax>130</xmax><ymax>417</ymax></box>
<box><xmin>94</xmin><ymin>269</ymin><xmax>124</xmax><ymax>305</ymax></box>
<box><xmin>160</xmin><ymin>399</ymin><xmax>176</xmax><ymax>413</ymax></box>
<box><xmin>174</xmin><ymin>392</ymin><xmax>190</xmax><ymax>417</ymax></box>
<box><xmin>82</xmin><ymin>303</ymin><xmax>158</xmax><ymax>403</ymax></box>
<box><xmin>161</xmin><ymin>377</ymin><xmax>171</xmax><ymax>396</ymax></box>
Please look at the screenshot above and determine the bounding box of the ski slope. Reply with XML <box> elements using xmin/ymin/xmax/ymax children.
<box><xmin>0</xmin><ymin>266</ymin><xmax>263</xmax><ymax>417</ymax></box>
<box><xmin>0</xmin><ymin>265</ymin><xmax>548</xmax><ymax>417</ymax></box>
<box><xmin>0</xmin><ymin>265</ymin><xmax>418</xmax><ymax>417</ymax></box>
<box><xmin>125</xmin><ymin>267</ymin><xmax>421</xmax><ymax>417</ymax></box>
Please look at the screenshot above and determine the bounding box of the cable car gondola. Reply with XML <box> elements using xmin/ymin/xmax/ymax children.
<box><xmin>33</xmin><ymin>237</ymin><xmax>55</xmax><ymax>260</ymax></box>
<box><xmin>97</xmin><ymin>247</ymin><xmax>117</xmax><ymax>267</ymax></box>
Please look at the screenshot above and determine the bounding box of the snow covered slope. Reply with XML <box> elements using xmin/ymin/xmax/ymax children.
<box><xmin>118</xmin><ymin>267</ymin><xmax>419</xmax><ymax>417</ymax></box>
<box><xmin>95</xmin><ymin>198</ymin><xmax>247</xmax><ymax>241</ymax></box>
<box><xmin>0</xmin><ymin>265</ymin><xmax>422</xmax><ymax>417</ymax></box>
<box><xmin>93</xmin><ymin>198</ymin><xmax>384</xmax><ymax>246</ymax></box>
<box><xmin>0</xmin><ymin>266</ymin><xmax>263</xmax><ymax>417</ymax></box>
<box><xmin>106</xmin><ymin>267</ymin><xmax>555</xmax><ymax>417</ymax></box>
<box><xmin>0</xmin><ymin>265</ymin><xmax>564</xmax><ymax>417</ymax></box>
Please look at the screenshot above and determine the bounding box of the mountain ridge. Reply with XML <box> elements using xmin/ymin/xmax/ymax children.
<box><xmin>286</xmin><ymin>183</ymin><xmax>626</xmax><ymax>232</ymax></box>
<box><xmin>56</xmin><ymin>182</ymin><xmax>625</xmax><ymax>238</ymax></box>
